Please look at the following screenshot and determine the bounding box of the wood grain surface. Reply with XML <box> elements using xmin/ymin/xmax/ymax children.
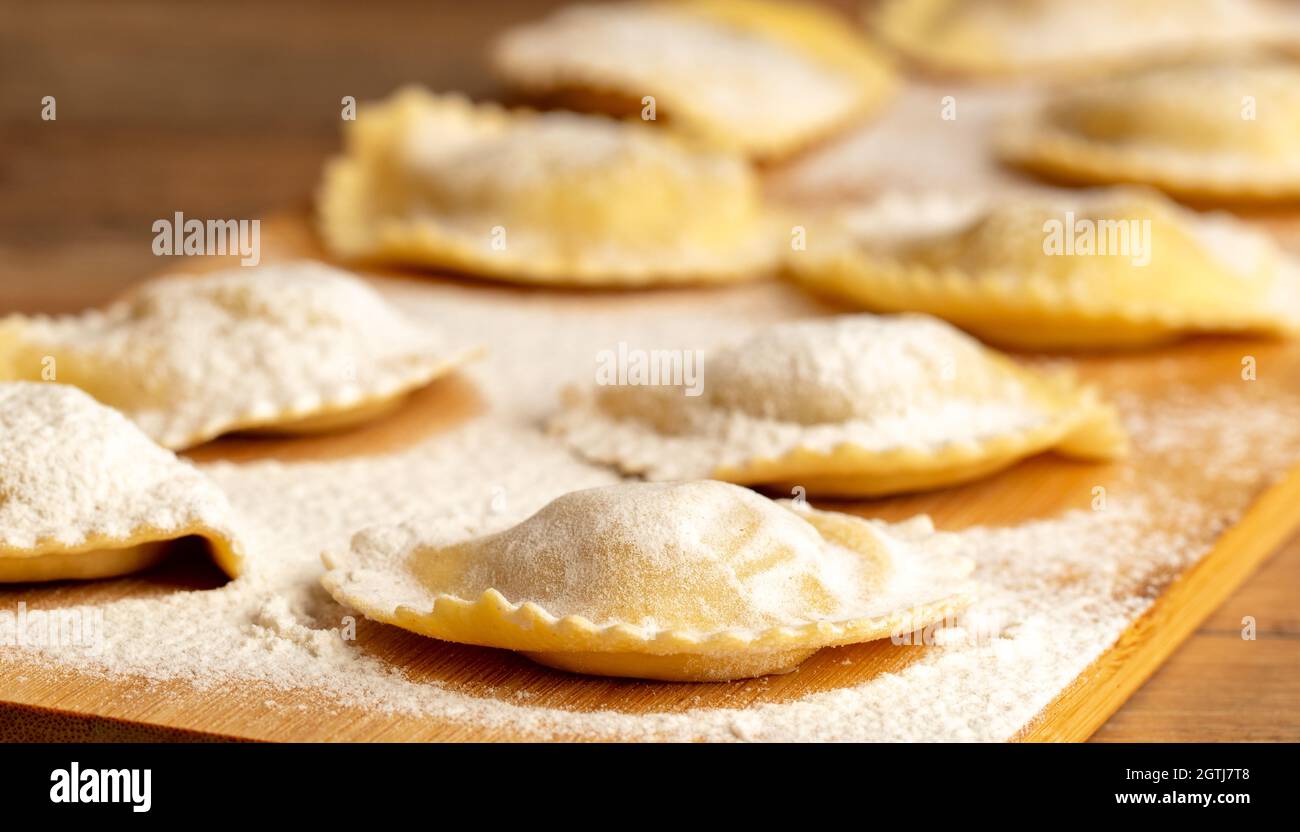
<box><xmin>1</xmin><ymin>212</ymin><xmax>1297</xmax><ymax>741</ymax></box>
<box><xmin>1</xmin><ymin>0</ymin><xmax>1298</xmax><ymax>741</ymax></box>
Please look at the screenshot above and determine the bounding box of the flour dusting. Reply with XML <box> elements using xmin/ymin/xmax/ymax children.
<box><xmin>3</xmin><ymin>262</ymin><xmax>476</xmax><ymax>449</ymax></box>
<box><xmin>550</xmin><ymin>313</ymin><xmax>1089</xmax><ymax>482</ymax></box>
<box><xmin>4</xmin><ymin>276</ymin><xmax>1299</xmax><ymax>741</ymax></box>
<box><xmin>0</xmin><ymin>382</ymin><xmax>238</xmax><ymax>552</ymax></box>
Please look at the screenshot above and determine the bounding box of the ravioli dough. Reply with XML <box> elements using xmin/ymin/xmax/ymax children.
<box><xmin>0</xmin><ymin>383</ymin><xmax>243</xmax><ymax>582</ymax></box>
<box><xmin>1001</xmin><ymin>61</ymin><xmax>1300</xmax><ymax>201</ymax></box>
<box><xmin>785</xmin><ymin>191</ymin><xmax>1300</xmax><ymax>350</ymax></box>
<box><xmin>319</xmin><ymin>88</ymin><xmax>779</xmax><ymax>287</ymax></box>
<box><xmin>320</xmin><ymin>481</ymin><xmax>974</xmax><ymax>681</ymax></box>
<box><xmin>0</xmin><ymin>261</ymin><xmax>480</xmax><ymax>449</ymax></box>
<box><xmin>550</xmin><ymin>315</ymin><xmax>1126</xmax><ymax>498</ymax></box>
<box><xmin>872</xmin><ymin>0</ymin><xmax>1297</xmax><ymax>79</ymax></box>
<box><xmin>492</xmin><ymin>0</ymin><xmax>895</xmax><ymax>160</ymax></box>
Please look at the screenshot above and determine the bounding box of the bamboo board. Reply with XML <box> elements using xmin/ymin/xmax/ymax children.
<box><xmin>3</xmin><ymin>77</ymin><xmax>1300</xmax><ymax>741</ymax></box>
<box><xmin>1</xmin><ymin>213</ymin><xmax>1299</xmax><ymax>740</ymax></box>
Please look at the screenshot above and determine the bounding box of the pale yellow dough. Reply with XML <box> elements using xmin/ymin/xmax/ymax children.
<box><xmin>0</xmin><ymin>382</ymin><xmax>244</xmax><ymax>582</ymax></box>
<box><xmin>317</xmin><ymin>88</ymin><xmax>781</xmax><ymax>287</ymax></box>
<box><xmin>872</xmin><ymin>0</ymin><xmax>1299</xmax><ymax>79</ymax></box>
<box><xmin>0</xmin><ymin>261</ymin><xmax>480</xmax><ymax>449</ymax></box>
<box><xmin>550</xmin><ymin>314</ymin><xmax>1127</xmax><ymax>498</ymax></box>
<box><xmin>492</xmin><ymin>0</ymin><xmax>895</xmax><ymax>160</ymax></box>
<box><xmin>784</xmin><ymin>191</ymin><xmax>1300</xmax><ymax>350</ymax></box>
<box><xmin>0</xmin><ymin>529</ymin><xmax>241</xmax><ymax>584</ymax></box>
<box><xmin>1001</xmin><ymin>60</ymin><xmax>1300</xmax><ymax>202</ymax></box>
<box><xmin>244</xmin><ymin>394</ymin><xmax>408</xmax><ymax>436</ymax></box>
<box><xmin>320</xmin><ymin>481</ymin><xmax>975</xmax><ymax>681</ymax></box>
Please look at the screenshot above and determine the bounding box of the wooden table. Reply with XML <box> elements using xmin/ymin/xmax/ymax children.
<box><xmin>1</xmin><ymin>0</ymin><xmax>1297</xmax><ymax>741</ymax></box>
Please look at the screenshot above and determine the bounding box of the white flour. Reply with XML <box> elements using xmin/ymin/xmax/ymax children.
<box><xmin>324</xmin><ymin>480</ymin><xmax>973</xmax><ymax>634</ymax></box>
<box><xmin>493</xmin><ymin>1</ymin><xmax>865</xmax><ymax>152</ymax></box>
<box><xmin>5</xmin><ymin>275</ymin><xmax>1298</xmax><ymax>741</ymax></box>
<box><xmin>5</xmin><ymin>262</ymin><xmax>474</xmax><ymax>449</ymax></box>
<box><xmin>0</xmin><ymin>382</ymin><xmax>237</xmax><ymax>550</ymax></box>
<box><xmin>550</xmin><ymin>313</ymin><xmax>1060</xmax><ymax>482</ymax></box>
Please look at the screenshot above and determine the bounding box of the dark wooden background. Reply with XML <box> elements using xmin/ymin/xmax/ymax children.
<box><xmin>0</xmin><ymin>0</ymin><xmax>1296</xmax><ymax>741</ymax></box>
<box><xmin>0</xmin><ymin>0</ymin><xmax>579</xmax><ymax>311</ymax></box>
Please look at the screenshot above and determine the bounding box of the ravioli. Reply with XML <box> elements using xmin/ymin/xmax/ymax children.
<box><xmin>0</xmin><ymin>261</ymin><xmax>480</xmax><ymax>449</ymax></box>
<box><xmin>786</xmin><ymin>191</ymin><xmax>1300</xmax><ymax>350</ymax></box>
<box><xmin>872</xmin><ymin>0</ymin><xmax>1296</xmax><ymax>79</ymax></box>
<box><xmin>1001</xmin><ymin>61</ymin><xmax>1300</xmax><ymax>201</ymax></box>
<box><xmin>318</xmin><ymin>88</ymin><xmax>779</xmax><ymax>287</ymax></box>
<box><xmin>550</xmin><ymin>315</ymin><xmax>1126</xmax><ymax>497</ymax></box>
<box><xmin>0</xmin><ymin>383</ymin><xmax>243</xmax><ymax>582</ymax></box>
<box><xmin>320</xmin><ymin>480</ymin><xmax>973</xmax><ymax>681</ymax></box>
<box><xmin>491</xmin><ymin>0</ymin><xmax>895</xmax><ymax>160</ymax></box>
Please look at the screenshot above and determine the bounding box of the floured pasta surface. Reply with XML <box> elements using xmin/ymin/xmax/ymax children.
<box><xmin>492</xmin><ymin>0</ymin><xmax>895</xmax><ymax>160</ymax></box>
<box><xmin>0</xmin><ymin>383</ymin><xmax>243</xmax><ymax>582</ymax></box>
<box><xmin>785</xmin><ymin>191</ymin><xmax>1300</xmax><ymax>349</ymax></box>
<box><xmin>551</xmin><ymin>315</ymin><xmax>1126</xmax><ymax>497</ymax></box>
<box><xmin>320</xmin><ymin>480</ymin><xmax>974</xmax><ymax>681</ymax></box>
<box><xmin>0</xmin><ymin>261</ymin><xmax>479</xmax><ymax>449</ymax></box>
<box><xmin>318</xmin><ymin>89</ymin><xmax>779</xmax><ymax>286</ymax></box>
<box><xmin>1001</xmin><ymin>61</ymin><xmax>1300</xmax><ymax>201</ymax></box>
<box><xmin>872</xmin><ymin>0</ymin><xmax>1298</xmax><ymax>78</ymax></box>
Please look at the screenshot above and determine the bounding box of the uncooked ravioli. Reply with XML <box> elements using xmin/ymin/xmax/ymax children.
<box><xmin>317</xmin><ymin>88</ymin><xmax>781</xmax><ymax>287</ymax></box>
<box><xmin>0</xmin><ymin>382</ymin><xmax>243</xmax><ymax>582</ymax></box>
<box><xmin>871</xmin><ymin>0</ymin><xmax>1298</xmax><ymax>79</ymax></box>
<box><xmin>550</xmin><ymin>314</ymin><xmax>1127</xmax><ymax>497</ymax></box>
<box><xmin>0</xmin><ymin>261</ymin><xmax>480</xmax><ymax>449</ymax></box>
<box><xmin>1001</xmin><ymin>60</ymin><xmax>1300</xmax><ymax>201</ymax></box>
<box><xmin>784</xmin><ymin>190</ymin><xmax>1300</xmax><ymax>349</ymax></box>
<box><xmin>492</xmin><ymin>0</ymin><xmax>895</xmax><ymax>160</ymax></box>
<box><xmin>320</xmin><ymin>480</ymin><xmax>974</xmax><ymax>681</ymax></box>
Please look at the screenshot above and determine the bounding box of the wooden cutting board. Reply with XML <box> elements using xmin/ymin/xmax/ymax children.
<box><xmin>1</xmin><ymin>212</ymin><xmax>1299</xmax><ymax>741</ymax></box>
<box><xmin>6</xmin><ymin>63</ymin><xmax>1300</xmax><ymax>740</ymax></box>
